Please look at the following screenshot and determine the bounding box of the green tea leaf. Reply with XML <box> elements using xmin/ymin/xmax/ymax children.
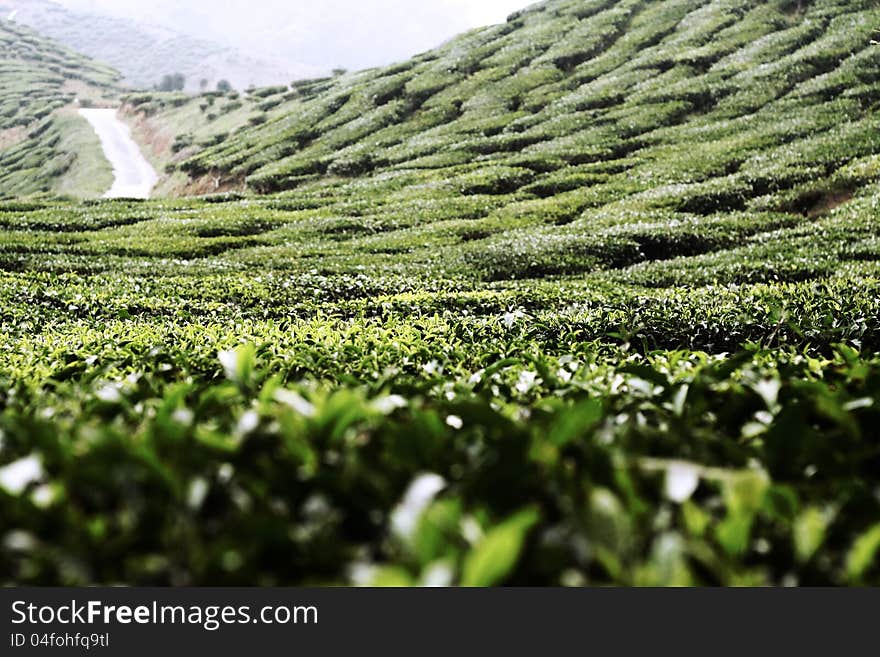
<box><xmin>794</xmin><ymin>507</ymin><xmax>834</xmax><ymax>564</ymax></box>
<box><xmin>462</xmin><ymin>507</ymin><xmax>540</xmax><ymax>587</ymax></box>
<box><xmin>846</xmin><ymin>524</ymin><xmax>880</xmax><ymax>582</ymax></box>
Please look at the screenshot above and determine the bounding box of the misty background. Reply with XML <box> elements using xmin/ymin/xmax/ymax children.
<box><xmin>51</xmin><ymin>0</ymin><xmax>534</xmax><ymax>72</ymax></box>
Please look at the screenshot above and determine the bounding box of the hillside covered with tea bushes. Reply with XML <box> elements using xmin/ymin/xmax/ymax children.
<box><xmin>1</xmin><ymin>0</ymin><xmax>880</xmax><ymax>587</ymax></box>
<box><xmin>176</xmin><ymin>0</ymin><xmax>880</xmax><ymax>202</ymax></box>
<box><xmin>0</xmin><ymin>19</ymin><xmax>119</xmax><ymax>197</ymax></box>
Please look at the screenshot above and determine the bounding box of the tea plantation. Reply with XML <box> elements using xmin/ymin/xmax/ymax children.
<box><xmin>1</xmin><ymin>0</ymin><xmax>880</xmax><ymax>586</ymax></box>
<box><xmin>0</xmin><ymin>19</ymin><xmax>119</xmax><ymax>197</ymax></box>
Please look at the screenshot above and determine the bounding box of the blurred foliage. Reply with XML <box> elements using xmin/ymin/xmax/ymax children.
<box><xmin>2</xmin><ymin>310</ymin><xmax>880</xmax><ymax>585</ymax></box>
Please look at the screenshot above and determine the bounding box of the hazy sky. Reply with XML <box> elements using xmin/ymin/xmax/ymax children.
<box><xmin>53</xmin><ymin>0</ymin><xmax>536</xmax><ymax>70</ymax></box>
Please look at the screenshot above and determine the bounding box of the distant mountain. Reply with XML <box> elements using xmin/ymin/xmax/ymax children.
<box><xmin>0</xmin><ymin>0</ymin><xmax>322</xmax><ymax>91</ymax></box>
<box><xmin>50</xmin><ymin>0</ymin><xmax>532</xmax><ymax>72</ymax></box>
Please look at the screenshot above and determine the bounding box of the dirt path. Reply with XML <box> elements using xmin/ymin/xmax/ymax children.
<box><xmin>79</xmin><ymin>108</ymin><xmax>158</xmax><ymax>199</ymax></box>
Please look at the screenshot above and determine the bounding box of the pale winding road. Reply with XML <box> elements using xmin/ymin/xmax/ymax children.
<box><xmin>78</xmin><ymin>108</ymin><xmax>158</xmax><ymax>199</ymax></box>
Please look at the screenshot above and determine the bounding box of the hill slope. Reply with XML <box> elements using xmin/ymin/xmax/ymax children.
<box><xmin>182</xmin><ymin>0</ymin><xmax>879</xmax><ymax>197</ymax></box>
<box><xmin>1</xmin><ymin>0</ymin><xmax>880</xmax><ymax>587</ymax></box>
<box><xmin>0</xmin><ymin>18</ymin><xmax>120</xmax><ymax>197</ymax></box>
<box><xmin>0</xmin><ymin>0</ymin><xmax>320</xmax><ymax>91</ymax></box>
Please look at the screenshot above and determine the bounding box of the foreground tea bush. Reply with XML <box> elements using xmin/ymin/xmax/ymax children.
<box><xmin>1</xmin><ymin>342</ymin><xmax>879</xmax><ymax>586</ymax></box>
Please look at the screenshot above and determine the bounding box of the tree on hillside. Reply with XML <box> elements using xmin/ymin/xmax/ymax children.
<box><xmin>157</xmin><ymin>73</ymin><xmax>186</xmax><ymax>92</ymax></box>
<box><xmin>216</xmin><ymin>79</ymin><xmax>233</xmax><ymax>93</ymax></box>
